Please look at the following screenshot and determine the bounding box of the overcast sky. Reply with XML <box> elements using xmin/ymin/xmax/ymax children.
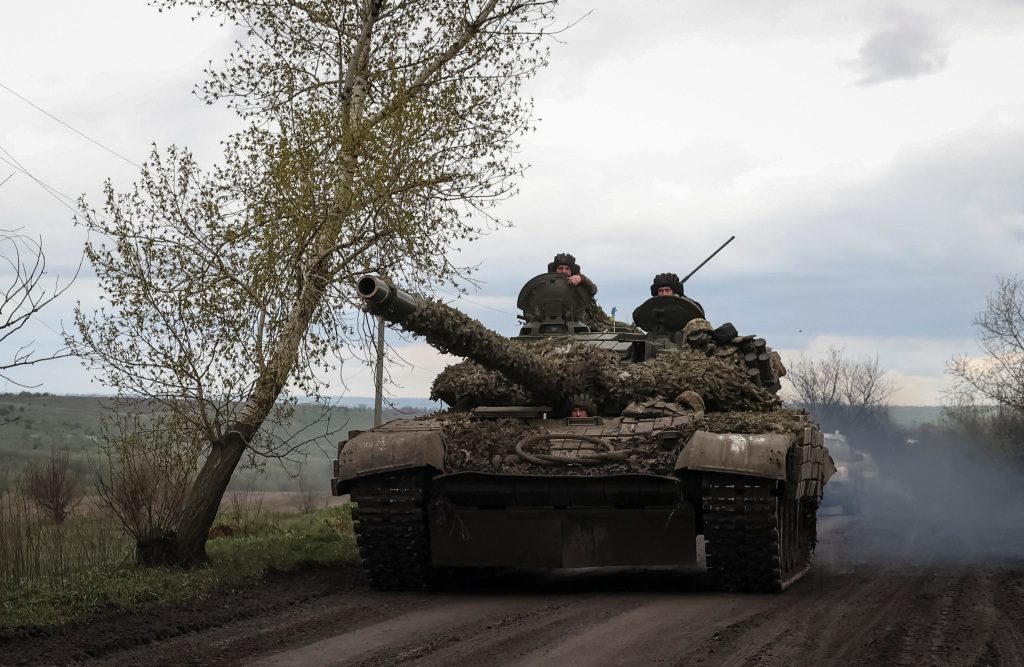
<box><xmin>3</xmin><ymin>0</ymin><xmax>1024</xmax><ymax>404</ymax></box>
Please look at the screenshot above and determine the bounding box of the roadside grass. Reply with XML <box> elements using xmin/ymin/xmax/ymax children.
<box><xmin>0</xmin><ymin>504</ymin><xmax>358</xmax><ymax>630</ymax></box>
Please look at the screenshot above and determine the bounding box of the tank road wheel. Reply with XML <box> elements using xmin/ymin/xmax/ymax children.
<box><xmin>350</xmin><ymin>471</ymin><xmax>433</xmax><ymax>590</ymax></box>
<box><xmin>702</xmin><ymin>474</ymin><xmax>815</xmax><ymax>593</ymax></box>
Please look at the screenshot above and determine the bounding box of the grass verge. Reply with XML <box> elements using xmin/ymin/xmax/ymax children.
<box><xmin>0</xmin><ymin>504</ymin><xmax>358</xmax><ymax>630</ymax></box>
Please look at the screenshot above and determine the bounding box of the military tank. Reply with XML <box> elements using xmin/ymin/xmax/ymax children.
<box><xmin>331</xmin><ymin>272</ymin><xmax>834</xmax><ymax>593</ymax></box>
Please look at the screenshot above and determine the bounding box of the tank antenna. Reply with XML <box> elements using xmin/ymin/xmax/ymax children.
<box><xmin>681</xmin><ymin>235</ymin><xmax>735</xmax><ymax>285</ymax></box>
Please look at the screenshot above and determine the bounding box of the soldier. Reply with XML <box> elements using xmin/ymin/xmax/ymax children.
<box><xmin>651</xmin><ymin>272</ymin><xmax>684</xmax><ymax>297</ymax></box>
<box><xmin>567</xmin><ymin>393</ymin><xmax>597</xmax><ymax>418</ymax></box>
<box><xmin>549</xmin><ymin>252</ymin><xmax>598</xmax><ymax>296</ymax></box>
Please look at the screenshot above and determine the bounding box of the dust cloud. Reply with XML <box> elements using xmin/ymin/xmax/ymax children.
<box><xmin>818</xmin><ymin>428</ymin><xmax>1024</xmax><ymax>566</ymax></box>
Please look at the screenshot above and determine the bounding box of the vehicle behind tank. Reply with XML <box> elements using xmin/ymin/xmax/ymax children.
<box><xmin>820</xmin><ymin>431</ymin><xmax>882</xmax><ymax>515</ymax></box>
<box><xmin>332</xmin><ymin>273</ymin><xmax>834</xmax><ymax>593</ymax></box>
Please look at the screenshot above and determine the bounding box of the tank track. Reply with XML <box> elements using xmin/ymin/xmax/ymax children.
<box><xmin>702</xmin><ymin>474</ymin><xmax>814</xmax><ymax>593</ymax></box>
<box><xmin>350</xmin><ymin>472</ymin><xmax>432</xmax><ymax>590</ymax></box>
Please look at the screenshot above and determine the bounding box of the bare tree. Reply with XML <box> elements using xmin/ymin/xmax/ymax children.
<box><xmin>71</xmin><ymin>0</ymin><xmax>561</xmax><ymax>566</ymax></box>
<box><xmin>787</xmin><ymin>346</ymin><xmax>845</xmax><ymax>411</ymax></box>
<box><xmin>949</xmin><ymin>275</ymin><xmax>1024</xmax><ymax>412</ymax></box>
<box><xmin>0</xmin><ymin>229</ymin><xmax>73</xmax><ymax>388</ymax></box>
<box><xmin>786</xmin><ymin>346</ymin><xmax>896</xmax><ymax>431</ymax></box>
<box><xmin>946</xmin><ymin>275</ymin><xmax>1024</xmax><ymax>467</ymax></box>
<box><xmin>18</xmin><ymin>448</ymin><xmax>83</xmax><ymax>523</ymax></box>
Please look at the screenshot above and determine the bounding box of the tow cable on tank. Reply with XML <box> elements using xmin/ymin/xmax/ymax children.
<box><xmin>514</xmin><ymin>433</ymin><xmax>631</xmax><ymax>465</ymax></box>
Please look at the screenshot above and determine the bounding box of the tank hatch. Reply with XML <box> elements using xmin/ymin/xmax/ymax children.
<box><xmin>631</xmin><ymin>295</ymin><xmax>706</xmax><ymax>334</ymax></box>
<box><xmin>516</xmin><ymin>273</ymin><xmax>592</xmax><ymax>335</ymax></box>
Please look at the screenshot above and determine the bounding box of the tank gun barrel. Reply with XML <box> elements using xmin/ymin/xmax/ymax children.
<box><xmin>357</xmin><ymin>275</ymin><xmax>419</xmax><ymax>319</ymax></box>
<box><xmin>356</xmin><ymin>275</ymin><xmax>567</xmax><ymax>404</ymax></box>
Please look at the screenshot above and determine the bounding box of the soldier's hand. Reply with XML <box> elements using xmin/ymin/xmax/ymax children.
<box><xmin>567</xmin><ymin>275</ymin><xmax>582</xmax><ymax>286</ymax></box>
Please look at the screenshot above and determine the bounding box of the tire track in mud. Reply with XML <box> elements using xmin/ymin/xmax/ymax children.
<box><xmin>253</xmin><ymin>597</ymin><xmax>563</xmax><ymax>666</ymax></box>
<box><xmin>957</xmin><ymin>571</ymin><xmax>1024</xmax><ymax>667</ymax></box>
<box><xmin>867</xmin><ymin>570</ymin><xmax>963</xmax><ymax>666</ymax></box>
<box><xmin>809</xmin><ymin>570</ymin><xmax>930</xmax><ymax>666</ymax></box>
<box><xmin>353</xmin><ymin>597</ymin><xmax>645</xmax><ymax>667</ymax></box>
<box><xmin>989</xmin><ymin>570</ymin><xmax>1024</xmax><ymax>665</ymax></box>
<box><xmin>700</xmin><ymin>570</ymin><xmax>875</xmax><ymax>667</ymax></box>
<box><xmin>922</xmin><ymin>572</ymin><xmax>996</xmax><ymax>666</ymax></box>
<box><xmin>901</xmin><ymin>570</ymin><xmax>1024</xmax><ymax>667</ymax></box>
<box><xmin>659</xmin><ymin>565</ymin><xmax>916</xmax><ymax>667</ymax></box>
<box><xmin>509</xmin><ymin>594</ymin><xmax>761</xmax><ymax>666</ymax></box>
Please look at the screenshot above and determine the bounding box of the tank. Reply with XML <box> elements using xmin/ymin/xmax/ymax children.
<box><xmin>331</xmin><ymin>273</ymin><xmax>835</xmax><ymax>593</ymax></box>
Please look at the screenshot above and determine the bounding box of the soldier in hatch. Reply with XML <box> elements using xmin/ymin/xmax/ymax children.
<box><xmin>549</xmin><ymin>252</ymin><xmax>598</xmax><ymax>296</ymax></box>
<box><xmin>547</xmin><ymin>252</ymin><xmax>611</xmax><ymax>330</ymax></box>
<box><xmin>651</xmin><ymin>272</ymin><xmax>684</xmax><ymax>297</ymax></box>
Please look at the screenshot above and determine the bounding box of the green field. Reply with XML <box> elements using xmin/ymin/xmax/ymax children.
<box><xmin>0</xmin><ymin>393</ymin><xmax>431</xmax><ymax>493</ymax></box>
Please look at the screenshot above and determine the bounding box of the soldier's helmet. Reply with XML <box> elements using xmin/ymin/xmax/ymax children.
<box><xmin>651</xmin><ymin>272</ymin><xmax>683</xmax><ymax>297</ymax></box>
<box><xmin>548</xmin><ymin>252</ymin><xmax>580</xmax><ymax>275</ymax></box>
<box><xmin>682</xmin><ymin>317</ymin><xmax>713</xmax><ymax>337</ymax></box>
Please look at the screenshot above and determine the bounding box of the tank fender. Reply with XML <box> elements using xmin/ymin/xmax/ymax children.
<box><xmin>333</xmin><ymin>424</ymin><xmax>445</xmax><ymax>495</ymax></box>
<box><xmin>675</xmin><ymin>431</ymin><xmax>791</xmax><ymax>480</ymax></box>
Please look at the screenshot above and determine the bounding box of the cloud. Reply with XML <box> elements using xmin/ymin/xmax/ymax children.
<box><xmin>847</xmin><ymin>10</ymin><xmax>950</xmax><ymax>85</ymax></box>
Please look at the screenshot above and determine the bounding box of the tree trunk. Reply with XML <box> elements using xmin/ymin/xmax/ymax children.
<box><xmin>170</xmin><ymin>430</ymin><xmax>252</xmax><ymax>567</ymax></box>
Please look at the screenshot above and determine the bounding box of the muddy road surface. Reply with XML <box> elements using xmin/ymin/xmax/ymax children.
<box><xmin>4</xmin><ymin>513</ymin><xmax>1024</xmax><ymax>666</ymax></box>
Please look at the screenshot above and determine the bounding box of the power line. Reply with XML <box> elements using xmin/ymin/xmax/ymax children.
<box><xmin>0</xmin><ymin>81</ymin><xmax>142</xmax><ymax>170</ymax></box>
<box><xmin>437</xmin><ymin>287</ymin><xmax>518</xmax><ymax>317</ymax></box>
<box><xmin>0</xmin><ymin>147</ymin><xmax>81</xmax><ymax>216</ymax></box>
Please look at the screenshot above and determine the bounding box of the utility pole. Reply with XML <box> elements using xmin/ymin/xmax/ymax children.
<box><xmin>373</xmin><ymin>315</ymin><xmax>385</xmax><ymax>427</ymax></box>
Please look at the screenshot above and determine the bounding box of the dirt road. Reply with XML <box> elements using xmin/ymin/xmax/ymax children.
<box><xmin>4</xmin><ymin>513</ymin><xmax>1024</xmax><ymax>666</ymax></box>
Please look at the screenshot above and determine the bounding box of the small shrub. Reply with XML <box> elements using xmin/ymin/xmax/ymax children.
<box><xmin>19</xmin><ymin>448</ymin><xmax>83</xmax><ymax>523</ymax></box>
<box><xmin>95</xmin><ymin>416</ymin><xmax>199</xmax><ymax>566</ymax></box>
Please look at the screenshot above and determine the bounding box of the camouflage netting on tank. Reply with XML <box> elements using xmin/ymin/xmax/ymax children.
<box><xmin>430</xmin><ymin>363</ymin><xmax>531</xmax><ymax>407</ymax></box>
<box><xmin>432</xmin><ymin>338</ymin><xmax>780</xmax><ymax>414</ymax></box>
<box><xmin>435</xmin><ymin>413</ymin><xmax>697</xmax><ymax>476</ymax></box>
<box><xmin>578</xmin><ymin>302</ymin><xmax>616</xmax><ymax>331</ymax></box>
<box><xmin>432</xmin><ymin>407</ymin><xmax>811</xmax><ymax>476</ymax></box>
<box><xmin>697</xmin><ymin>408</ymin><xmax>810</xmax><ymax>435</ymax></box>
<box><xmin>680</xmin><ymin>321</ymin><xmax>785</xmax><ymax>392</ymax></box>
<box><xmin>379</xmin><ymin>296</ymin><xmax>566</xmax><ymax>401</ymax></box>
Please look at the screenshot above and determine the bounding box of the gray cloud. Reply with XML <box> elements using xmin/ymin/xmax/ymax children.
<box><xmin>848</xmin><ymin>11</ymin><xmax>950</xmax><ymax>85</ymax></box>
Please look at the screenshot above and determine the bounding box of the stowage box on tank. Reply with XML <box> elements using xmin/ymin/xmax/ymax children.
<box><xmin>332</xmin><ymin>273</ymin><xmax>834</xmax><ymax>593</ymax></box>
